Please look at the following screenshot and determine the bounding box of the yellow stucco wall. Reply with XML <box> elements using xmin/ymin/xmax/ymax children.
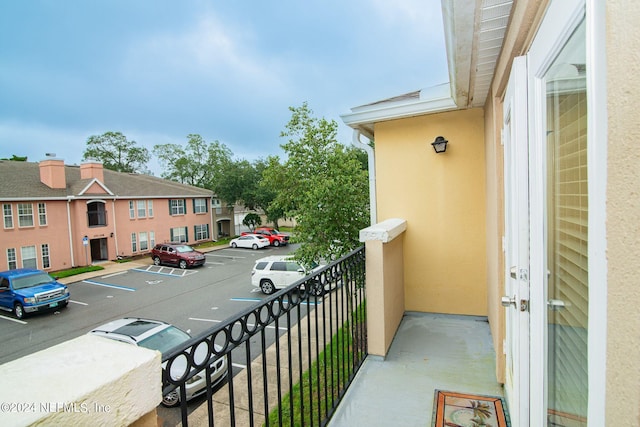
<box><xmin>375</xmin><ymin>108</ymin><xmax>487</xmax><ymax>315</ymax></box>
<box><xmin>606</xmin><ymin>0</ymin><xmax>640</xmax><ymax>424</ymax></box>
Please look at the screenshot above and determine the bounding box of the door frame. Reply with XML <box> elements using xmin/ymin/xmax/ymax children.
<box><xmin>502</xmin><ymin>55</ymin><xmax>530</xmax><ymax>427</ymax></box>
<box><xmin>524</xmin><ymin>0</ymin><xmax>607</xmax><ymax>424</ymax></box>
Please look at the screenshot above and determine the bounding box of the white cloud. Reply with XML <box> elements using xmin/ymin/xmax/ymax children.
<box><xmin>121</xmin><ymin>9</ymin><xmax>289</xmax><ymax>95</ymax></box>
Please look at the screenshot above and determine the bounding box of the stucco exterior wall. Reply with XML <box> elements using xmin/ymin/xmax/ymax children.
<box><xmin>482</xmin><ymin>94</ymin><xmax>506</xmax><ymax>384</ymax></box>
<box><xmin>360</xmin><ymin>218</ymin><xmax>406</xmax><ymax>357</ymax></box>
<box><xmin>374</xmin><ymin>108</ymin><xmax>487</xmax><ymax>315</ymax></box>
<box><xmin>606</xmin><ymin>0</ymin><xmax>640</xmax><ymax>424</ymax></box>
<box><xmin>0</xmin><ymin>200</ymin><xmax>74</xmax><ymax>270</ymax></box>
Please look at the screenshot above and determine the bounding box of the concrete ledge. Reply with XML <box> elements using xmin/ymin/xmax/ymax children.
<box><xmin>359</xmin><ymin>218</ymin><xmax>407</xmax><ymax>243</ymax></box>
<box><xmin>0</xmin><ymin>335</ymin><xmax>162</xmax><ymax>426</ymax></box>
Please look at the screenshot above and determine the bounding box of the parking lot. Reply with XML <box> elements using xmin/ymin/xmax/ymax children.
<box><xmin>0</xmin><ymin>243</ymin><xmax>315</xmax><ymax>368</ymax></box>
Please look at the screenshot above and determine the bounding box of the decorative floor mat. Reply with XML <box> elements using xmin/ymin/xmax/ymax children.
<box><xmin>432</xmin><ymin>390</ymin><xmax>510</xmax><ymax>427</ymax></box>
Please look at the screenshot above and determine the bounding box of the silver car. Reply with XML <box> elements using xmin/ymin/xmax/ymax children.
<box><xmin>88</xmin><ymin>318</ymin><xmax>227</xmax><ymax>407</ymax></box>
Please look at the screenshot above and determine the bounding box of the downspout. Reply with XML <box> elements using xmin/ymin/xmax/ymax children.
<box><xmin>352</xmin><ymin>130</ymin><xmax>377</xmax><ymax>225</ymax></box>
<box><xmin>66</xmin><ymin>197</ymin><xmax>75</xmax><ymax>267</ymax></box>
<box><xmin>112</xmin><ymin>199</ymin><xmax>118</xmax><ymax>256</ymax></box>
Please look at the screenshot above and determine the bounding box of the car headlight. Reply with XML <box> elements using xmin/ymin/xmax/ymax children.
<box><xmin>23</xmin><ymin>297</ymin><xmax>36</xmax><ymax>304</ymax></box>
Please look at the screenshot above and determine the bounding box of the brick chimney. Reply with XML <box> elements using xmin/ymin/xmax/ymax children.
<box><xmin>80</xmin><ymin>161</ymin><xmax>105</xmax><ymax>182</ymax></box>
<box><xmin>39</xmin><ymin>159</ymin><xmax>66</xmax><ymax>189</ymax></box>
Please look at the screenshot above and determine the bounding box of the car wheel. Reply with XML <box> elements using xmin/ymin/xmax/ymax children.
<box><xmin>14</xmin><ymin>303</ymin><xmax>25</xmax><ymax>319</ymax></box>
<box><xmin>231</xmin><ymin>242</ymin><xmax>237</xmax><ymax>248</ymax></box>
<box><xmin>179</xmin><ymin>260</ymin><xmax>187</xmax><ymax>269</ymax></box>
<box><xmin>273</xmin><ymin>240</ymin><xmax>280</xmax><ymax>247</ymax></box>
<box><xmin>153</xmin><ymin>256</ymin><xmax>161</xmax><ymax>266</ymax></box>
<box><xmin>260</xmin><ymin>279</ymin><xmax>275</xmax><ymax>295</ymax></box>
<box><xmin>161</xmin><ymin>390</ymin><xmax>180</xmax><ymax>407</ymax></box>
<box><xmin>252</xmin><ymin>244</ymin><xmax>258</xmax><ymax>250</ymax></box>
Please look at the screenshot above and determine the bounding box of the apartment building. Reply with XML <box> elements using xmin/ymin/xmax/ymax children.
<box><xmin>0</xmin><ymin>159</ymin><xmax>232</xmax><ymax>271</ymax></box>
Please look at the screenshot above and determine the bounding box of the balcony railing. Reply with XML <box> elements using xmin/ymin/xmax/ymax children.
<box><xmin>162</xmin><ymin>246</ymin><xmax>367</xmax><ymax>426</ymax></box>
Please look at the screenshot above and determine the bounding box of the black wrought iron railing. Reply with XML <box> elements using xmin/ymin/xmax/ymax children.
<box><xmin>162</xmin><ymin>246</ymin><xmax>367</xmax><ymax>426</ymax></box>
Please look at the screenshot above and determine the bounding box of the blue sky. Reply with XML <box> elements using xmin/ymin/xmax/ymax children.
<box><xmin>0</xmin><ymin>0</ymin><xmax>448</xmax><ymax>174</ymax></box>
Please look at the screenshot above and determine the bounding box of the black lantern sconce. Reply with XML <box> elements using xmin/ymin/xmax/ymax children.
<box><xmin>431</xmin><ymin>136</ymin><xmax>448</xmax><ymax>153</ymax></box>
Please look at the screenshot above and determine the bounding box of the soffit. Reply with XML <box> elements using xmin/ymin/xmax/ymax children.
<box><xmin>445</xmin><ymin>0</ymin><xmax>514</xmax><ymax>108</ymax></box>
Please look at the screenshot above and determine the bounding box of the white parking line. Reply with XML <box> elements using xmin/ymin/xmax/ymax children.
<box><xmin>69</xmin><ymin>300</ymin><xmax>88</xmax><ymax>306</ymax></box>
<box><xmin>0</xmin><ymin>314</ymin><xmax>27</xmax><ymax>324</ymax></box>
<box><xmin>232</xmin><ymin>363</ymin><xmax>247</xmax><ymax>369</ymax></box>
<box><xmin>132</xmin><ymin>266</ymin><xmax>199</xmax><ymax>277</ymax></box>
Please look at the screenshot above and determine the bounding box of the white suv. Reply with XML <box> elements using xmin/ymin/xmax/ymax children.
<box><xmin>251</xmin><ymin>255</ymin><xmax>325</xmax><ymax>295</ymax></box>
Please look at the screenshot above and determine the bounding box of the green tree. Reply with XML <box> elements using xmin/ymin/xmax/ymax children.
<box><xmin>242</xmin><ymin>212</ymin><xmax>262</xmax><ymax>231</ymax></box>
<box><xmin>0</xmin><ymin>155</ymin><xmax>28</xmax><ymax>161</ymax></box>
<box><xmin>215</xmin><ymin>157</ymin><xmax>285</xmax><ymax>228</ymax></box>
<box><xmin>83</xmin><ymin>131</ymin><xmax>150</xmax><ymax>173</ymax></box>
<box><xmin>215</xmin><ymin>159</ymin><xmax>262</xmax><ymax>210</ymax></box>
<box><xmin>264</xmin><ymin>103</ymin><xmax>370</xmax><ymax>265</ymax></box>
<box><xmin>153</xmin><ymin>134</ymin><xmax>232</xmax><ymax>189</ymax></box>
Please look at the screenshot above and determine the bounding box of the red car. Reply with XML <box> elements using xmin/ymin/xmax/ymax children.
<box><xmin>242</xmin><ymin>227</ymin><xmax>290</xmax><ymax>247</ymax></box>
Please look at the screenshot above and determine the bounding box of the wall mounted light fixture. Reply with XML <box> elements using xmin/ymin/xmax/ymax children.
<box><xmin>431</xmin><ymin>136</ymin><xmax>448</xmax><ymax>153</ymax></box>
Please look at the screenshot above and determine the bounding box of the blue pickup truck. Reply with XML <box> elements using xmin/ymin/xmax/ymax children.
<box><xmin>0</xmin><ymin>269</ymin><xmax>70</xmax><ymax>319</ymax></box>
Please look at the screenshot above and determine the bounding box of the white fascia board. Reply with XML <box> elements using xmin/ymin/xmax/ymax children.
<box><xmin>340</xmin><ymin>83</ymin><xmax>458</xmax><ymax>130</ymax></box>
<box><xmin>78</xmin><ymin>178</ymin><xmax>115</xmax><ymax>196</ymax></box>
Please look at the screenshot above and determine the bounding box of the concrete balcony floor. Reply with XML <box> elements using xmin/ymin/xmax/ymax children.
<box><xmin>328</xmin><ymin>312</ymin><xmax>505</xmax><ymax>427</ymax></box>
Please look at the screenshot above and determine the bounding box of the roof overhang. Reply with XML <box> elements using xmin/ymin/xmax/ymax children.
<box><xmin>340</xmin><ymin>83</ymin><xmax>457</xmax><ymax>140</ymax></box>
<box><xmin>341</xmin><ymin>0</ymin><xmax>514</xmax><ymax>137</ymax></box>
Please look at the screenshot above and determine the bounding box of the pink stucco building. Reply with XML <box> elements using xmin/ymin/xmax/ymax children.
<box><xmin>0</xmin><ymin>159</ymin><xmax>233</xmax><ymax>271</ymax></box>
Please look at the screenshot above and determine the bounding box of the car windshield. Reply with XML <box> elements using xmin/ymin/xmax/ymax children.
<box><xmin>138</xmin><ymin>326</ymin><xmax>191</xmax><ymax>355</ymax></box>
<box><xmin>12</xmin><ymin>272</ymin><xmax>55</xmax><ymax>290</ymax></box>
<box><xmin>175</xmin><ymin>245</ymin><xmax>195</xmax><ymax>253</ymax></box>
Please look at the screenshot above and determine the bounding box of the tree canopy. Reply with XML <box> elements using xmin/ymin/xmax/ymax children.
<box><xmin>153</xmin><ymin>134</ymin><xmax>232</xmax><ymax>190</ymax></box>
<box><xmin>264</xmin><ymin>103</ymin><xmax>370</xmax><ymax>265</ymax></box>
<box><xmin>83</xmin><ymin>131</ymin><xmax>150</xmax><ymax>173</ymax></box>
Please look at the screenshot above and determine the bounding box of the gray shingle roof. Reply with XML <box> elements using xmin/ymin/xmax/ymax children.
<box><xmin>0</xmin><ymin>161</ymin><xmax>213</xmax><ymax>200</ymax></box>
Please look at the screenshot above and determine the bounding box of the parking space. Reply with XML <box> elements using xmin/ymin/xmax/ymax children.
<box><xmin>0</xmin><ymin>245</ymin><xmax>299</xmax><ymax>365</ymax></box>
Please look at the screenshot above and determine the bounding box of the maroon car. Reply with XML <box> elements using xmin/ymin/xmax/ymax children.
<box><xmin>151</xmin><ymin>243</ymin><xmax>206</xmax><ymax>269</ymax></box>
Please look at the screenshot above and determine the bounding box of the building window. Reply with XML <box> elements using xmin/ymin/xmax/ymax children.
<box><xmin>3</xmin><ymin>204</ymin><xmax>13</xmax><ymax>229</ymax></box>
<box><xmin>139</xmin><ymin>232</ymin><xmax>148</xmax><ymax>251</ymax></box>
<box><xmin>170</xmin><ymin>199</ymin><xmax>186</xmax><ymax>216</ymax></box>
<box><xmin>194</xmin><ymin>224</ymin><xmax>210</xmax><ymax>240</ymax></box>
<box><xmin>38</xmin><ymin>203</ymin><xmax>47</xmax><ymax>226</ymax></box>
<box><xmin>212</xmin><ymin>199</ymin><xmax>221</xmax><ymax>208</ymax></box>
<box><xmin>131</xmin><ymin>233</ymin><xmax>137</xmax><ymax>252</ymax></box>
<box><xmin>194</xmin><ymin>198</ymin><xmax>208</xmax><ymax>214</ymax></box>
<box><xmin>137</xmin><ymin>200</ymin><xmax>146</xmax><ymax>218</ymax></box>
<box><xmin>41</xmin><ymin>244</ymin><xmax>50</xmax><ymax>269</ymax></box>
<box><xmin>129</xmin><ymin>201</ymin><xmax>135</xmax><ymax>219</ymax></box>
<box><xmin>170</xmin><ymin>227</ymin><xmax>188</xmax><ymax>243</ymax></box>
<box><xmin>18</xmin><ymin>203</ymin><xmax>34</xmax><ymax>227</ymax></box>
<box><xmin>21</xmin><ymin>245</ymin><xmax>37</xmax><ymax>269</ymax></box>
<box><xmin>150</xmin><ymin>231</ymin><xmax>155</xmax><ymax>248</ymax></box>
<box><xmin>87</xmin><ymin>201</ymin><xmax>107</xmax><ymax>227</ymax></box>
<box><xmin>147</xmin><ymin>200</ymin><xmax>154</xmax><ymax>217</ymax></box>
<box><xmin>7</xmin><ymin>248</ymin><xmax>17</xmax><ymax>270</ymax></box>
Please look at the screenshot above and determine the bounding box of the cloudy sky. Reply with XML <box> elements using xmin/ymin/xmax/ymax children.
<box><xmin>0</xmin><ymin>0</ymin><xmax>448</xmax><ymax>174</ymax></box>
